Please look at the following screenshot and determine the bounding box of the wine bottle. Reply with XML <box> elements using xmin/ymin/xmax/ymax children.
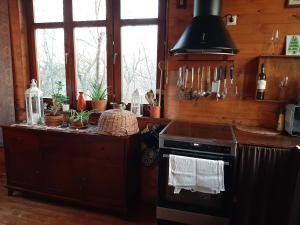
<box><xmin>256</xmin><ymin>64</ymin><xmax>267</xmax><ymax>100</ymax></box>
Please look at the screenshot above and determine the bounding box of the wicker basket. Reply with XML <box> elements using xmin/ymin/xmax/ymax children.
<box><xmin>97</xmin><ymin>109</ymin><xmax>139</xmax><ymax>136</ymax></box>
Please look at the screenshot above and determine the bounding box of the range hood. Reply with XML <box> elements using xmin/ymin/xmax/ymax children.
<box><xmin>170</xmin><ymin>0</ymin><xmax>239</xmax><ymax>56</ymax></box>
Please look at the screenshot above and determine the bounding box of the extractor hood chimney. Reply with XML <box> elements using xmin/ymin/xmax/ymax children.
<box><xmin>170</xmin><ymin>0</ymin><xmax>239</xmax><ymax>56</ymax></box>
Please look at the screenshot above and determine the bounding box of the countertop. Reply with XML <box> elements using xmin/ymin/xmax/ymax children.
<box><xmin>2</xmin><ymin>121</ymin><xmax>300</xmax><ymax>149</ymax></box>
<box><xmin>235</xmin><ymin>128</ymin><xmax>300</xmax><ymax>149</ymax></box>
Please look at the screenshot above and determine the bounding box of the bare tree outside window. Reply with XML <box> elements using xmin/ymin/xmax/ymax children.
<box><xmin>121</xmin><ymin>25</ymin><xmax>158</xmax><ymax>103</ymax></box>
<box><xmin>75</xmin><ymin>27</ymin><xmax>107</xmax><ymax>100</ymax></box>
<box><xmin>36</xmin><ymin>29</ymin><xmax>66</xmax><ymax>97</ymax></box>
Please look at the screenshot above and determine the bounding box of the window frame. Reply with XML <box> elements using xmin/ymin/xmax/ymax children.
<box><xmin>26</xmin><ymin>0</ymin><xmax>167</xmax><ymax>107</ymax></box>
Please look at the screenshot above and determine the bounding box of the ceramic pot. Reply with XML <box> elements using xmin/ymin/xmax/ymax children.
<box><xmin>150</xmin><ymin>106</ymin><xmax>161</xmax><ymax>119</ymax></box>
<box><xmin>45</xmin><ymin>114</ymin><xmax>63</xmax><ymax>127</ymax></box>
<box><xmin>91</xmin><ymin>100</ymin><xmax>107</xmax><ymax>113</ymax></box>
<box><xmin>77</xmin><ymin>92</ymin><xmax>86</xmax><ymax>112</ymax></box>
<box><xmin>71</xmin><ymin>120</ymin><xmax>88</xmax><ymax>129</ymax></box>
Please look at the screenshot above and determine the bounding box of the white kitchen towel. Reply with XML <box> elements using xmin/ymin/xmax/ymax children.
<box><xmin>168</xmin><ymin>155</ymin><xmax>197</xmax><ymax>193</ymax></box>
<box><xmin>195</xmin><ymin>158</ymin><xmax>225</xmax><ymax>194</ymax></box>
<box><xmin>168</xmin><ymin>154</ymin><xmax>225</xmax><ymax>194</ymax></box>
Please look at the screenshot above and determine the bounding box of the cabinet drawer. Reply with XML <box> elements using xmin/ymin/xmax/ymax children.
<box><xmin>85</xmin><ymin>140</ymin><xmax>125</xmax><ymax>166</ymax></box>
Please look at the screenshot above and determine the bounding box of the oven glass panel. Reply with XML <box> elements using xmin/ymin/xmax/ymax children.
<box><xmin>164</xmin><ymin>159</ymin><xmax>224</xmax><ymax>210</ymax></box>
<box><xmin>158</xmin><ymin>149</ymin><xmax>235</xmax><ymax>217</ymax></box>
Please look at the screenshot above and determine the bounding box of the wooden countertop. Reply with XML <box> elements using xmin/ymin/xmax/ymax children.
<box><xmin>235</xmin><ymin>128</ymin><xmax>300</xmax><ymax>149</ymax></box>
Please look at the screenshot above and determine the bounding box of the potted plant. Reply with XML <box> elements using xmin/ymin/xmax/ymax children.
<box><xmin>88</xmin><ymin>80</ymin><xmax>108</xmax><ymax>113</ymax></box>
<box><xmin>45</xmin><ymin>81</ymin><xmax>69</xmax><ymax>127</ymax></box>
<box><xmin>69</xmin><ymin>110</ymin><xmax>93</xmax><ymax>129</ymax></box>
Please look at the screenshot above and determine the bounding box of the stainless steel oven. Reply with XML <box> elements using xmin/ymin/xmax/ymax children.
<box><xmin>157</xmin><ymin>121</ymin><xmax>237</xmax><ymax>225</ymax></box>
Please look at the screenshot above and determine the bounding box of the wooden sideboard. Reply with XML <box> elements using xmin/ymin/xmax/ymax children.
<box><xmin>2</xmin><ymin>125</ymin><xmax>140</xmax><ymax>216</ymax></box>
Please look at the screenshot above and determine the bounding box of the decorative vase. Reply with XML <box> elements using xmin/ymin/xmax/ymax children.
<box><xmin>44</xmin><ymin>114</ymin><xmax>63</xmax><ymax>127</ymax></box>
<box><xmin>91</xmin><ymin>100</ymin><xmax>107</xmax><ymax>113</ymax></box>
<box><xmin>77</xmin><ymin>92</ymin><xmax>86</xmax><ymax>112</ymax></box>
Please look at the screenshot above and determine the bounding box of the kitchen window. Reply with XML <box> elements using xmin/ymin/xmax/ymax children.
<box><xmin>27</xmin><ymin>0</ymin><xmax>166</xmax><ymax>105</ymax></box>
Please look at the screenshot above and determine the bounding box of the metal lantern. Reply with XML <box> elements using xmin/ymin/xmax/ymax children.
<box><xmin>130</xmin><ymin>89</ymin><xmax>142</xmax><ymax>117</ymax></box>
<box><xmin>25</xmin><ymin>79</ymin><xmax>44</xmax><ymax>125</ymax></box>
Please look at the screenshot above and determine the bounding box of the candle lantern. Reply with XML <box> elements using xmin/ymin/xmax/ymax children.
<box><xmin>25</xmin><ymin>79</ymin><xmax>44</xmax><ymax>125</ymax></box>
<box><xmin>131</xmin><ymin>89</ymin><xmax>142</xmax><ymax>117</ymax></box>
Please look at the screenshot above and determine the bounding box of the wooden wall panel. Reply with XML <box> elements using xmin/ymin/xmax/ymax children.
<box><xmin>165</xmin><ymin>0</ymin><xmax>300</xmax><ymax>129</ymax></box>
<box><xmin>8</xmin><ymin>0</ymin><xmax>30</xmax><ymax>123</ymax></box>
<box><xmin>0</xmin><ymin>0</ymin><xmax>15</xmax><ymax>146</ymax></box>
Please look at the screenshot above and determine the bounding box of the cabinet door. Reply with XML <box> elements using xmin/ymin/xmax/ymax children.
<box><xmin>3</xmin><ymin>129</ymin><xmax>41</xmax><ymax>189</ymax></box>
<box><xmin>84</xmin><ymin>138</ymin><xmax>126</xmax><ymax>208</ymax></box>
<box><xmin>40</xmin><ymin>134</ymin><xmax>85</xmax><ymax>198</ymax></box>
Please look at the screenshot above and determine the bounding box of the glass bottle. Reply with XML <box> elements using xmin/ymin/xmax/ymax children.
<box><xmin>256</xmin><ymin>64</ymin><xmax>267</xmax><ymax>100</ymax></box>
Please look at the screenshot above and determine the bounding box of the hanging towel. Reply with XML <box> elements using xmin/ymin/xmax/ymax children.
<box><xmin>168</xmin><ymin>154</ymin><xmax>225</xmax><ymax>194</ymax></box>
<box><xmin>195</xmin><ymin>158</ymin><xmax>225</xmax><ymax>194</ymax></box>
<box><xmin>168</xmin><ymin>155</ymin><xmax>197</xmax><ymax>194</ymax></box>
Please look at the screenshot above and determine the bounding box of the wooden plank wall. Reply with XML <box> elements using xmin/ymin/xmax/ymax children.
<box><xmin>0</xmin><ymin>0</ymin><xmax>15</xmax><ymax>145</ymax></box>
<box><xmin>165</xmin><ymin>0</ymin><xmax>300</xmax><ymax>129</ymax></box>
<box><xmin>8</xmin><ymin>0</ymin><xmax>30</xmax><ymax>123</ymax></box>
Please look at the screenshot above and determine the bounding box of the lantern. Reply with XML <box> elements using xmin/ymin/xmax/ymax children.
<box><xmin>25</xmin><ymin>79</ymin><xmax>44</xmax><ymax>125</ymax></box>
<box><xmin>130</xmin><ymin>89</ymin><xmax>142</xmax><ymax>117</ymax></box>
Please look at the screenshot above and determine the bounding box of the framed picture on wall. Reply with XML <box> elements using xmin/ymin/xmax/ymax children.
<box><xmin>286</xmin><ymin>0</ymin><xmax>300</xmax><ymax>7</ymax></box>
<box><xmin>286</xmin><ymin>35</ymin><xmax>300</xmax><ymax>55</ymax></box>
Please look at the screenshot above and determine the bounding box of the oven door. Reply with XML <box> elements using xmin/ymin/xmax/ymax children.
<box><xmin>158</xmin><ymin>148</ymin><xmax>235</xmax><ymax>218</ymax></box>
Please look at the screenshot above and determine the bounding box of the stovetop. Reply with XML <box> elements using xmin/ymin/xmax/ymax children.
<box><xmin>159</xmin><ymin>121</ymin><xmax>237</xmax><ymax>155</ymax></box>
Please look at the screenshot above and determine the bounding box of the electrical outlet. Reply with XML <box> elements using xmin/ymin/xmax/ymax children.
<box><xmin>226</xmin><ymin>15</ymin><xmax>237</xmax><ymax>26</ymax></box>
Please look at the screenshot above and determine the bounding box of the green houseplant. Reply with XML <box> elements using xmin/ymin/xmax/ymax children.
<box><xmin>69</xmin><ymin>110</ymin><xmax>93</xmax><ymax>129</ymax></box>
<box><xmin>45</xmin><ymin>81</ymin><xmax>69</xmax><ymax>127</ymax></box>
<box><xmin>88</xmin><ymin>80</ymin><xmax>108</xmax><ymax>113</ymax></box>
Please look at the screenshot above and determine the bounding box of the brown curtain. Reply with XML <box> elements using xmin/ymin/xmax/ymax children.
<box><xmin>233</xmin><ymin>145</ymin><xmax>295</xmax><ymax>225</ymax></box>
<box><xmin>288</xmin><ymin>148</ymin><xmax>300</xmax><ymax>225</ymax></box>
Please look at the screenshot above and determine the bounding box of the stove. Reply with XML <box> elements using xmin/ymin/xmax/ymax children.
<box><xmin>157</xmin><ymin>121</ymin><xmax>238</xmax><ymax>225</ymax></box>
<box><xmin>159</xmin><ymin>121</ymin><xmax>237</xmax><ymax>156</ymax></box>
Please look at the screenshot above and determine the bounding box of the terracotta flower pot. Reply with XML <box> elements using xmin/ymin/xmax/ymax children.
<box><xmin>150</xmin><ymin>106</ymin><xmax>161</xmax><ymax>119</ymax></box>
<box><xmin>71</xmin><ymin>120</ymin><xmax>88</xmax><ymax>129</ymax></box>
<box><xmin>45</xmin><ymin>114</ymin><xmax>63</xmax><ymax>127</ymax></box>
<box><xmin>91</xmin><ymin>100</ymin><xmax>107</xmax><ymax>113</ymax></box>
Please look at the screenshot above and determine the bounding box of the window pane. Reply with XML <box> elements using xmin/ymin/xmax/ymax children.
<box><xmin>33</xmin><ymin>0</ymin><xmax>63</xmax><ymax>23</ymax></box>
<box><xmin>121</xmin><ymin>0</ymin><xmax>158</xmax><ymax>19</ymax></box>
<box><xmin>35</xmin><ymin>29</ymin><xmax>66</xmax><ymax>98</ymax></box>
<box><xmin>74</xmin><ymin>27</ymin><xmax>107</xmax><ymax>100</ymax></box>
<box><xmin>121</xmin><ymin>25</ymin><xmax>158</xmax><ymax>103</ymax></box>
<box><xmin>73</xmin><ymin>0</ymin><xmax>106</xmax><ymax>21</ymax></box>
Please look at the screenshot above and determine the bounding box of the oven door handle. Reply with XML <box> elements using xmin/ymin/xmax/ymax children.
<box><xmin>163</xmin><ymin>154</ymin><xmax>230</xmax><ymax>166</ymax></box>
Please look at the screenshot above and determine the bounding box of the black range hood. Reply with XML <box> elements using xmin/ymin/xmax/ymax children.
<box><xmin>170</xmin><ymin>0</ymin><xmax>239</xmax><ymax>56</ymax></box>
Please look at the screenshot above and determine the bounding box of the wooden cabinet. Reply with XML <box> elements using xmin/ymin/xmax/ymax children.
<box><xmin>2</xmin><ymin>126</ymin><xmax>139</xmax><ymax>215</ymax></box>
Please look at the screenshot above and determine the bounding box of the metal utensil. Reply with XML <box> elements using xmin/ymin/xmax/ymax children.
<box><xmin>230</xmin><ymin>63</ymin><xmax>234</xmax><ymax>85</ymax></box>
<box><xmin>228</xmin><ymin>63</ymin><xmax>238</xmax><ymax>96</ymax></box>
<box><xmin>199</xmin><ymin>66</ymin><xmax>207</xmax><ymax>97</ymax></box>
<box><xmin>192</xmin><ymin>67</ymin><xmax>200</xmax><ymax>99</ymax></box>
<box><xmin>219</xmin><ymin>65</ymin><xmax>228</xmax><ymax>99</ymax></box>
<box><xmin>177</xmin><ymin>67</ymin><xmax>182</xmax><ymax>87</ymax></box>
<box><xmin>183</xmin><ymin>68</ymin><xmax>190</xmax><ymax>100</ymax></box>
<box><xmin>206</xmin><ymin>66</ymin><xmax>212</xmax><ymax>96</ymax></box>
<box><xmin>212</xmin><ymin>67</ymin><xmax>219</xmax><ymax>93</ymax></box>
<box><xmin>216</xmin><ymin>67</ymin><xmax>222</xmax><ymax>100</ymax></box>
<box><xmin>191</xmin><ymin>67</ymin><xmax>198</xmax><ymax>99</ymax></box>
